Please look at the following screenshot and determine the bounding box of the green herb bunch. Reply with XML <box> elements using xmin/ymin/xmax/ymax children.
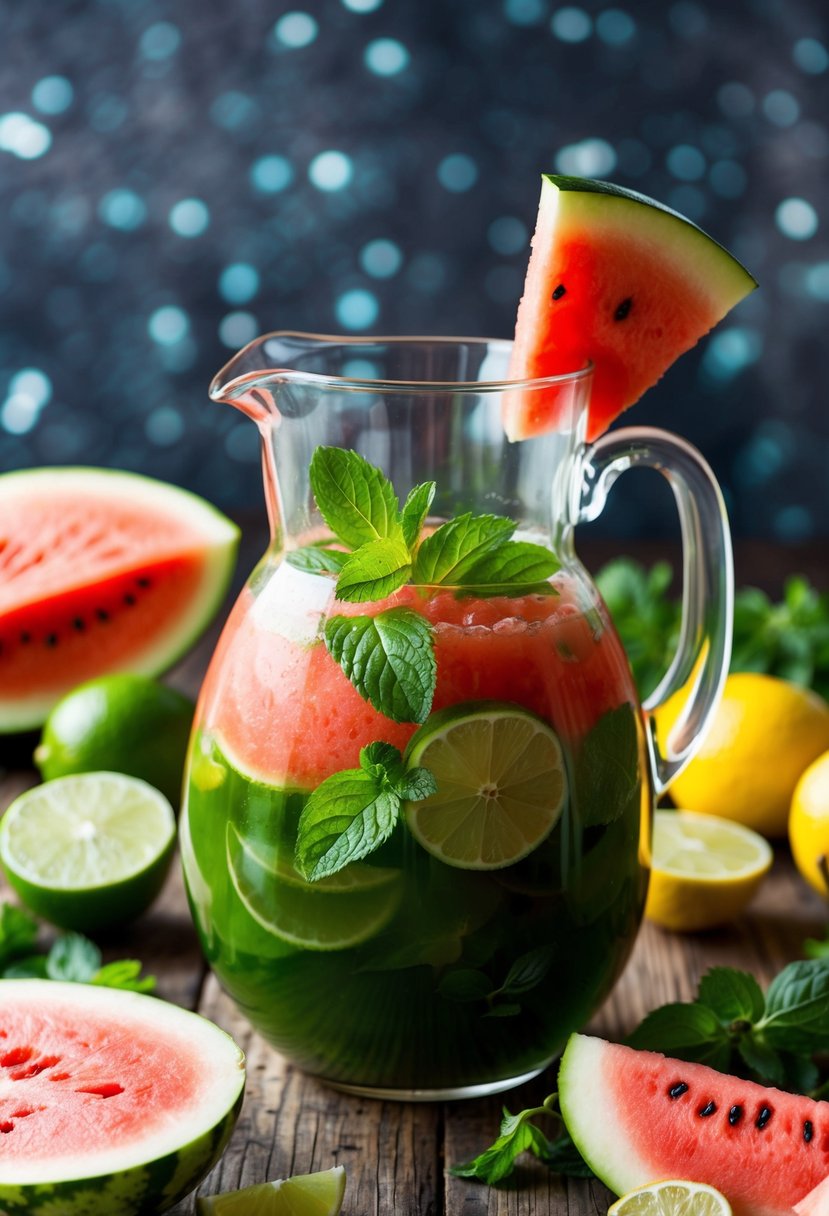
<box><xmin>596</xmin><ymin>559</ymin><xmax>829</xmax><ymax>701</ymax></box>
<box><xmin>286</xmin><ymin>446</ymin><xmax>561</xmax><ymax>884</ymax></box>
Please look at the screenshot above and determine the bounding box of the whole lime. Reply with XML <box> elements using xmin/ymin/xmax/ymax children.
<box><xmin>34</xmin><ymin>675</ymin><xmax>194</xmax><ymax>806</ymax></box>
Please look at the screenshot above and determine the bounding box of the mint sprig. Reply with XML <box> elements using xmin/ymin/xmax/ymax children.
<box><xmin>295</xmin><ymin>742</ymin><xmax>436</xmax><ymax>881</ymax></box>
<box><xmin>325</xmin><ymin>608</ymin><xmax>436</xmax><ymax>724</ymax></box>
<box><xmin>310</xmin><ymin>445</ymin><xmax>403</xmax><ymax>550</ymax></box>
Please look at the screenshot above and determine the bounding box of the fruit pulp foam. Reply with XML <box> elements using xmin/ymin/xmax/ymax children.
<box><xmin>181</xmin><ymin>559</ymin><xmax>650</xmax><ymax>1095</ymax></box>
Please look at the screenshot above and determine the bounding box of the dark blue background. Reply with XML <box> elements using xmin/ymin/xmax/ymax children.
<box><xmin>1</xmin><ymin>0</ymin><xmax>827</xmax><ymax>539</ymax></box>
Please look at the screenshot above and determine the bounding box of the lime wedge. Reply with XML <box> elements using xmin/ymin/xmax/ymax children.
<box><xmin>226</xmin><ymin>824</ymin><xmax>402</xmax><ymax>951</ymax></box>
<box><xmin>404</xmin><ymin>700</ymin><xmax>567</xmax><ymax>870</ymax></box>
<box><xmin>197</xmin><ymin>1165</ymin><xmax>346</xmax><ymax>1216</ymax></box>
<box><xmin>608</xmin><ymin>1179</ymin><xmax>732</xmax><ymax>1216</ymax></box>
<box><xmin>0</xmin><ymin>772</ymin><xmax>176</xmax><ymax>931</ymax></box>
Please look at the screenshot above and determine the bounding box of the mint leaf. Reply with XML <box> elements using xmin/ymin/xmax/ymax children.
<box><xmin>296</xmin><ymin>769</ymin><xmax>400</xmax><ymax>880</ymax></box>
<box><xmin>46</xmin><ymin>934</ymin><xmax>102</xmax><ymax>982</ymax></box>
<box><xmin>92</xmin><ymin>959</ymin><xmax>156</xmax><ymax>993</ymax></box>
<box><xmin>2</xmin><ymin>955</ymin><xmax>49</xmax><ymax>979</ymax></box>
<box><xmin>396</xmin><ymin>766</ymin><xmax>437</xmax><ymax>801</ymax></box>
<box><xmin>295</xmin><ymin>742</ymin><xmax>434</xmax><ymax>880</ymax></box>
<box><xmin>626</xmin><ymin>1002</ymin><xmax>732</xmax><ymax>1068</ymax></box>
<box><xmin>412</xmin><ymin>513</ymin><xmax>514</xmax><ymax>585</ymax></box>
<box><xmin>575</xmin><ymin>702</ymin><xmax>640</xmax><ymax>828</ymax></box>
<box><xmin>461</xmin><ymin>540</ymin><xmax>560</xmax><ymax>589</ymax></box>
<box><xmin>286</xmin><ymin>546</ymin><xmax>350</xmax><ymax>575</ymax></box>
<box><xmin>450</xmin><ymin>1097</ymin><xmax>559</xmax><ymax>1184</ymax></box>
<box><xmin>538</xmin><ymin>1132</ymin><xmax>595</xmax><ymax>1179</ymax></box>
<box><xmin>335</xmin><ymin>537</ymin><xmax>411</xmax><ymax>603</ymax></box>
<box><xmin>757</xmin><ymin>959</ymin><xmax>829</xmax><ymax>1052</ymax></box>
<box><xmin>738</xmin><ymin>1034</ymin><xmax>786</xmax><ymax>1086</ymax></box>
<box><xmin>401</xmin><ymin>481</ymin><xmax>435</xmax><ymax>549</ymax></box>
<box><xmin>325</xmin><ymin>608</ymin><xmax>436</xmax><ymax>724</ymax></box>
<box><xmin>498</xmin><ymin>944</ymin><xmax>555</xmax><ymax>996</ymax></box>
<box><xmin>697</xmin><ymin>967</ymin><xmax>766</xmax><ymax>1026</ymax></box>
<box><xmin>310</xmin><ymin>446</ymin><xmax>403</xmax><ymax>549</ymax></box>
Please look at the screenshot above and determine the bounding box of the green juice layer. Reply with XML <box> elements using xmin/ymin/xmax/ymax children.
<box><xmin>181</xmin><ymin>728</ymin><xmax>648</xmax><ymax>1094</ymax></box>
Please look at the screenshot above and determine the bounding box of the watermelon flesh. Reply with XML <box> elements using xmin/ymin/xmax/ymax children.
<box><xmin>559</xmin><ymin>1033</ymin><xmax>829</xmax><ymax>1216</ymax></box>
<box><xmin>0</xmin><ymin>980</ymin><xmax>245</xmax><ymax>1214</ymax></box>
<box><xmin>0</xmin><ymin>468</ymin><xmax>239</xmax><ymax>732</ymax></box>
<box><xmin>505</xmin><ymin>175</ymin><xmax>758</xmax><ymax>442</ymax></box>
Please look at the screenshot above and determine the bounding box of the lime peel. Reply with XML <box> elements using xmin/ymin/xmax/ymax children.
<box><xmin>196</xmin><ymin>1164</ymin><xmax>346</xmax><ymax>1216</ymax></box>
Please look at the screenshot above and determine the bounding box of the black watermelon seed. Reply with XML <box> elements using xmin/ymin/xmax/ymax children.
<box><xmin>668</xmin><ymin>1081</ymin><xmax>689</xmax><ymax>1099</ymax></box>
<box><xmin>804</xmin><ymin>1120</ymin><xmax>814</xmax><ymax>1143</ymax></box>
<box><xmin>96</xmin><ymin>609</ymin><xmax>109</xmax><ymax>623</ymax></box>
<box><xmin>72</xmin><ymin>618</ymin><xmax>85</xmax><ymax>632</ymax></box>
<box><xmin>728</xmin><ymin>1105</ymin><xmax>743</xmax><ymax>1126</ymax></box>
<box><xmin>45</xmin><ymin>633</ymin><xmax>58</xmax><ymax>648</ymax></box>
<box><xmin>614</xmin><ymin>296</ymin><xmax>633</xmax><ymax>321</ymax></box>
<box><xmin>136</xmin><ymin>576</ymin><xmax>152</xmax><ymax>588</ymax></box>
<box><xmin>123</xmin><ymin>593</ymin><xmax>136</xmax><ymax>606</ymax></box>
<box><xmin>552</xmin><ymin>283</ymin><xmax>566</xmax><ymax>300</ymax></box>
<box><xmin>756</xmin><ymin>1106</ymin><xmax>773</xmax><ymax>1129</ymax></box>
<box><xmin>20</xmin><ymin>632</ymin><xmax>31</xmax><ymax>644</ymax></box>
<box><xmin>698</xmin><ymin>1101</ymin><xmax>717</xmax><ymax>1117</ymax></box>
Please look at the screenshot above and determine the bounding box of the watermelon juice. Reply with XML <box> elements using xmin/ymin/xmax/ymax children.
<box><xmin>181</xmin><ymin>557</ymin><xmax>650</xmax><ymax>1097</ymax></box>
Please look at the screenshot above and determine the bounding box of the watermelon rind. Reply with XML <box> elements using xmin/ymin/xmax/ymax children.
<box><xmin>558</xmin><ymin>1033</ymin><xmax>651</xmax><ymax>1197</ymax></box>
<box><xmin>0</xmin><ymin>980</ymin><xmax>245</xmax><ymax>1215</ymax></box>
<box><xmin>0</xmin><ymin>468</ymin><xmax>240</xmax><ymax>733</ymax></box>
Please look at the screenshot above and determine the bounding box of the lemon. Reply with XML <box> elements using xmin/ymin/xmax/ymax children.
<box><xmin>645</xmin><ymin>809</ymin><xmax>772</xmax><ymax>932</ymax></box>
<box><xmin>608</xmin><ymin>1179</ymin><xmax>732</xmax><ymax>1216</ymax></box>
<box><xmin>403</xmin><ymin>700</ymin><xmax>567</xmax><ymax>870</ymax></box>
<box><xmin>226</xmin><ymin>824</ymin><xmax>402</xmax><ymax>951</ymax></box>
<box><xmin>789</xmin><ymin>749</ymin><xmax>829</xmax><ymax>898</ymax></box>
<box><xmin>196</xmin><ymin>1165</ymin><xmax>346</xmax><ymax>1216</ymax></box>
<box><xmin>0</xmin><ymin>772</ymin><xmax>176</xmax><ymax>932</ymax></box>
<box><xmin>656</xmin><ymin>673</ymin><xmax>829</xmax><ymax>837</ymax></box>
<box><xmin>35</xmin><ymin>674</ymin><xmax>195</xmax><ymax>806</ymax></box>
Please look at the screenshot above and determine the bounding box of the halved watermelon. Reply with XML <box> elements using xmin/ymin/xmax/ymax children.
<box><xmin>559</xmin><ymin>1033</ymin><xmax>829</xmax><ymax>1216</ymax></box>
<box><xmin>504</xmin><ymin>175</ymin><xmax>758</xmax><ymax>442</ymax></box>
<box><xmin>0</xmin><ymin>468</ymin><xmax>239</xmax><ymax>732</ymax></box>
<box><xmin>0</xmin><ymin>979</ymin><xmax>245</xmax><ymax>1214</ymax></box>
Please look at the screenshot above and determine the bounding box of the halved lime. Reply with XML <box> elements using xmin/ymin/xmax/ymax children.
<box><xmin>197</xmin><ymin>1164</ymin><xmax>346</xmax><ymax>1216</ymax></box>
<box><xmin>226</xmin><ymin>824</ymin><xmax>402</xmax><ymax>951</ymax></box>
<box><xmin>404</xmin><ymin>700</ymin><xmax>567</xmax><ymax>870</ymax></box>
<box><xmin>0</xmin><ymin>772</ymin><xmax>176</xmax><ymax>931</ymax></box>
<box><xmin>608</xmin><ymin>1179</ymin><xmax>732</xmax><ymax>1216</ymax></box>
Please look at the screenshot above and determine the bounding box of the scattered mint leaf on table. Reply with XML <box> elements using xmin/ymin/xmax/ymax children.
<box><xmin>696</xmin><ymin>966</ymin><xmax>766</xmax><ymax>1025</ymax></box>
<box><xmin>451</xmin><ymin>1095</ymin><xmax>562</xmax><ymax>1185</ymax></box>
<box><xmin>46</xmin><ymin>932</ymin><xmax>101</xmax><ymax>982</ymax></box>
<box><xmin>324</xmin><ymin>608</ymin><xmax>436</xmax><ymax>724</ymax></box>
<box><xmin>757</xmin><ymin>959</ymin><xmax>829</xmax><ymax>1053</ymax></box>
<box><xmin>626</xmin><ymin>1001</ymin><xmax>732</xmax><ymax>1069</ymax></box>
<box><xmin>92</xmin><ymin>959</ymin><xmax>157</xmax><ymax>993</ymax></box>
<box><xmin>295</xmin><ymin>743</ymin><xmax>436</xmax><ymax>881</ymax></box>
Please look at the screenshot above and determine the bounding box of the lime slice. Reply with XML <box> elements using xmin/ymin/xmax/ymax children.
<box><xmin>645</xmin><ymin>809</ymin><xmax>773</xmax><ymax>932</ymax></box>
<box><xmin>197</xmin><ymin>1165</ymin><xmax>346</xmax><ymax>1216</ymax></box>
<box><xmin>0</xmin><ymin>772</ymin><xmax>176</xmax><ymax>932</ymax></box>
<box><xmin>226</xmin><ymin>824</ymin><xmax>402</xmax><ymax>951</ymax></box>
<box><xmin>404</xmin><ymin>700</ymin><xmax>567</xmax><ymax>870</ymax></box>
<box><xmin>608</xmin><ymin>1179</ymin><xmax>732</xmax><ymax>1216</ymax></box>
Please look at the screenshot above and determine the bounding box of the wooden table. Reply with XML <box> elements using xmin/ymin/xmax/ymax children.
<box><xmin>2</xmin><ymin>537</ymin><xmax>826</xmax><ymax>1215</ymax></box>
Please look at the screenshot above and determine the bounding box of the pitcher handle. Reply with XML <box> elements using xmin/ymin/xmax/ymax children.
<box><xmin>577</xmin><ymin>426</ymin><xmax>733</xmax><ymax>798</ymax></box>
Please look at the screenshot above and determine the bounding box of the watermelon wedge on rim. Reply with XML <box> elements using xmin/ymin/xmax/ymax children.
<box><xmin>504</xmin><ymin>175</ymin><xmax>758</xmax><ymax>442</ymax></box>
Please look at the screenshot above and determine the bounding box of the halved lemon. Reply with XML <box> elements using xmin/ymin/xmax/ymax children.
<box><xmin>197</xmin><ymin>1165</ymin><xmax>346</xmax><ymax>1216</ymax></box>
<box><xmin>404</xmin><ymin>700</ymin><xmax>567</xmax><ymax>870</ymax></box>
<box><xmin>609</xmin><ymin>1179</ymin><xmax>732</xmax><ymax>1216</ymax></box>
<box><xmin>645</xmin><ymin>809</ymin><xmax>772</xmax><ymax>932</ymax></box>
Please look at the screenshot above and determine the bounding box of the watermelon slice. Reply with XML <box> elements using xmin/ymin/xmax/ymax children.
<box><xmin>559</xmin><ymin>1033</ymin><xmax>829</xmax><ymax>1216</ymax></box>
<box><xmin>504</xmin><ymin>175</ymin><xmax>758</xmax><ymax>442</ymax></box>
<box><xmin>0</xmin><ymin>979</ymin><xmax>245</xmax><ymax>1215</ymax></box>
<box><xmin>0</xmin><ymin>467</ymin><xmax>239</xmax><ymax>732</ymax></box>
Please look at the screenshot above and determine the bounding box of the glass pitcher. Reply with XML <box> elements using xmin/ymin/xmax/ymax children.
<box><xmin>180</xmin><ymin>334</ymin><xmax>732</xmax><ymax>1100</ymax></box>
